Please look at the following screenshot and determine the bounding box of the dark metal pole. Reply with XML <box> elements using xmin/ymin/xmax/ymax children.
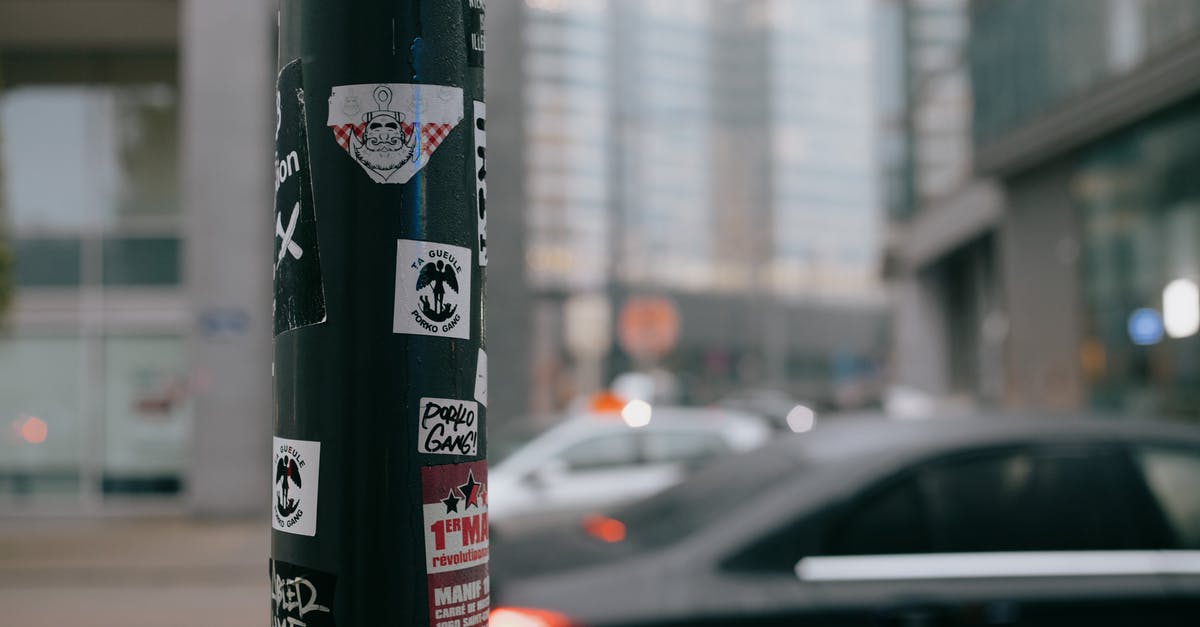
<box><xmin>271</xmin><ymin>1</ymin><xmax>488</xmax><ymax>625</ymax></box>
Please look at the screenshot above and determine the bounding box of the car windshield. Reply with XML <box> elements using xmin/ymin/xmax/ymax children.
<box><xmin>609</xmin><ymin>447</ymin><xmax>801</xmax><ymax>549</ymax></box>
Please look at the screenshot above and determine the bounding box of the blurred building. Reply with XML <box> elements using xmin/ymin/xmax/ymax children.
<box><xmin>0</xmin><ymin>0</ymin><xmax>274</xmax><ymax>514</ymax></box>
<box><xmin>0</xmin><ymin>0</ymin><xmax>538</xmax><ymax>515</ymax></box>
<box><xmin>517</xmin><ymin>0</ymin><xmax>887</xmax><ymax>414</ymax></box>
<box><xmin>886</xmin><ymin>0</ymin><xmax>1200</xmax><ymax>418</ymax></box>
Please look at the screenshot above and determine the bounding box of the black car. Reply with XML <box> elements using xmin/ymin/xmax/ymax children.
<box><xmin>489</xmin><ymin>415</ymin><xmax>1200</xmax><ymax>626</ymax></box>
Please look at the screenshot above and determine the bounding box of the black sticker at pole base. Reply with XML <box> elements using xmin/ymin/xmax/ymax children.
<box><xmin>270</xmin><ymin>559</ymin><xmax>337</xmax><ymax>627</ymax></box>
<box><xmin>274</xmin><ymin>58</ymin><xmax>327</xmax><ymax>337</ymax></box>
<box><xmin>465</xmin><ymin>0</ymin><xmax>485</xmax><ymax>68</ymax></box>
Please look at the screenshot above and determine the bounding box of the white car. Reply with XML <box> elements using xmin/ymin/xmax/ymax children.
<box><xmin>488</xmin><ymin>406</ymin><xmax>771</xmax><ymax>533</ymax></box>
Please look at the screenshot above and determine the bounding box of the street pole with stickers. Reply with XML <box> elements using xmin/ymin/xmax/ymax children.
<box><xmin>271</xmin><ymin>1</ymin><xmax>489</xmax><ymax>625</ymax></box>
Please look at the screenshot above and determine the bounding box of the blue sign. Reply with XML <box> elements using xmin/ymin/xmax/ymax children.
<box><xmin>1128</xmin><ymin>308</ymin><xmax>1164</xmax><ymax>346</ymax></box>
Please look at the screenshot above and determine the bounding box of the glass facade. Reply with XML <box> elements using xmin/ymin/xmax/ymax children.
<box><xmin>523</xmin><ymin>0</ymin><xmax>880</xmax><ymax>300</ymax></box>
<box><xmin>0</xmin><ymin>54</ymin><xmax>189</xmax><ymax>505</ymax></box>
<box><xmin>524</xmin><ymin>0</ymin><xmax>612</xmax><ymax>290</ymax></box>
<box><xmin>1075</xmin><ymin>98</ymin><xmax>1200</xmax><ymax>418</ymax></box>
<box><xmin>971</xmin><ymin>0</ymin><xmax>1200</xmax><ymax>143</ymax></box>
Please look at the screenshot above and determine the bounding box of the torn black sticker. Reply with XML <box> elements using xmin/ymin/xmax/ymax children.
<box><xmin>270</xmin><ymin>559</ymin><xmax>337</xmax><ymax>627</ymax></box>
<box><xmin>274</xmin><ymin>58</ymin><xmax>327</xmax><ymax>336</ymax></box>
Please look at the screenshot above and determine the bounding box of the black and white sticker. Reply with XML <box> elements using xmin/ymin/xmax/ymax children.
<box><xmin>274</xmin><ymin>59</ymin><xmax>327</xmax><ymax>336</ymax></box>
<box><xmin>272</xmin><ymin>436</ymin><xmax>321</xmax><ymax>537</ymax></box>
<box><xmin>393</xmin><ymin>239</ymin><xmax>472</xmax><ymax>340</ymax></box>
<box><xmin>419</xmin><ymin>397</ymin><xmax>479</xmax><ymax>457</ymax></box>
<box><xmin>270</xmin><ymin>559</ymin><xmax>337</xmax><ymax>627</ymax></box>
<box><xmin>465</xmin><ymin>0</ymin><xmax>485</xmax><ymax>68</ymax></box>
<box><xmin>473</xmin><ymin>101</ymin><xmax>487</xmax><ymax>267</ymax></box>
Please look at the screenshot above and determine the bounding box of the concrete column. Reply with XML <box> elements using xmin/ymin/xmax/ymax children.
<box><xmin>182</xmin><ymin>0</ymin><xmax>273</xmax><ymax>516</ymax></box>
<box><xmin>1001</xmin><ymin>160</ymin><xmax>1084</xmax><ymax>411</ymax></box>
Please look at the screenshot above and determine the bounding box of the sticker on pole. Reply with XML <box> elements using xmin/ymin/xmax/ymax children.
<box><xmin>473</xmin><ymin>100</ymin><xmax>487</xmax><ymax>266</ymax></box>
<box><xmin>327</xmin><ymin>83</ymin><xmax>464</xmax><ymax>184</ymax></box>
<box><xmin>465</xmin><ymin>0</ymin><xmax>485</xmax><ymax>68</ymax></box>
<box><xmin>272</xmin><ymin>436</ymin><xmax>321</xmax><ymax>537</ymax></box>
<box><xmin>423</xmin><ymin>461</ymin><xmax>489</xmax><ymax>627</ymax></box>
<box><xmin>419</xmin><ymin>397</ymin><xmax>479</xmax><ymax>456</ymax></box>
<box><xmin>474</xmin><ymin>349</ymin><xmax>488</xmax><ymax>407</ymax></box>
<box><xmin>394</xmin><ymin>239</ymin><xmax>472</xmax><ymax>339</ymax></box>
<box><xmin>270</xmin><ymin>558</ymin><xmax>337</xmax><ymax>627</ymax></box>
<box><xmin>274</xmin><ymin>59</ymin><xmax>327</xmax><ymax>336</ymax></box>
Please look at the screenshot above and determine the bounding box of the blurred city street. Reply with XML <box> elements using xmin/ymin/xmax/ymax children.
<box><xmin>0</xmin><ymin>518</ymin><xmax>264</xmax><ymax>626</ymax></box>
<box><xmin>4</xmin><ymin>0</ymin><xmax>1200</xmax><ymax>624</ymax></box>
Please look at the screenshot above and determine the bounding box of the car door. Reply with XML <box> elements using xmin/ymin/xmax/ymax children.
<box><xmin>790</xmin><ymin>444</ymin><xmax>1189</xmax><ymax>626</ymax></box>
<box><xmin>534</xmin><ymin>431</ymin><xmax>648</xmax><ymax>514</ymax></box>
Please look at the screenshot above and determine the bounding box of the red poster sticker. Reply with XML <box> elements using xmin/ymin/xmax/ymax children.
<box><xmin>422</xmin><ymin>461</ymin><xmax>489</xmax><ymax>627</ymax></box>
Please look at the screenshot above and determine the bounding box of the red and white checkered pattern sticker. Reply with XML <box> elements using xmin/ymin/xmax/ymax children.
<box><xmin>327</xmin><ymin>83</ymin><xmax>464</xmax><ymax>184</ymax></box>
<box><xmin>331</xmin><ymin>122</ymin><xmax>457</xmax><ymax>158</ymax></box>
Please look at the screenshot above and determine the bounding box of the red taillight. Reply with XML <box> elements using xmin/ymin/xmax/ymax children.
<box><xmin>581</xmin><ymin>514</ymin><xmax>627</xmax><ymax>543</ymax></box>
<box><xmin>490</xmin><ymin>606</ymin><xmax>580</xmax><ymax>627</ymax></box>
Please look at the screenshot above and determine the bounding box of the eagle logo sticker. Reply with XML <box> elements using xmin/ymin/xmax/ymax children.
<box><xmin>394</xmin><ymin>239</ymin><xmax>472</xmax><ymax>339</ymax></box>
<box><xmin>272</xmin><ymin>437</ymin><xmax>321</xmax><ymax>537</ymax></box>
<box><xmin>327</xmin><ymin>83</ymin><xmax>464</xmax><ymax>184</ymax></box>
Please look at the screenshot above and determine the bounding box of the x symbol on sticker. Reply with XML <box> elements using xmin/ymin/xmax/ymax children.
<box><xmin>276</xmin><ymin>202</ymin><xmax>303</xmax><ymax>269</ymax></box>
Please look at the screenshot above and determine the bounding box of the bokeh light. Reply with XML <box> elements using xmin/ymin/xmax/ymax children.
<box><xmin>18</xmin><ymin>416</ymin><xmax>48</xmax><ymax>444</ymax></box>
<box><xmin>785</xmin><ymin>405</ymin><xmax>817</xmax><ymax>433</ymax></box>
<box><xmin>620</xmin><ymin>399</ymin><xmax>652</xmax><ymax>428</ymax></box>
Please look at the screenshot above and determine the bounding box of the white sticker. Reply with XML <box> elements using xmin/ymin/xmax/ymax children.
<box><xmin>327</xmin><ymin>83</ymin><xmax>464</xmax><ymax>184</ymax></box>
<box><xmin>394</xmin><ymin>239</ymin><xmax>472</xmax><ymax>339</ymax></box>
<box><xmin>272</xmin><ymin>436</ymin><xmax>321</xmax><ymax>537</ymax></box>
<box><xmin>419</xmin><ymin>397</ymin><xmax>479</xmax><ymax>456</ymax></box>
<box><xmin>474</xmin><ymin>350</ymin><xmax>488</xmax><ymax>407</ymax></box>
<box><xmin>473</xmin><ymin>100</ymin><xmax>488</xmax><ymax>266</ymax></box>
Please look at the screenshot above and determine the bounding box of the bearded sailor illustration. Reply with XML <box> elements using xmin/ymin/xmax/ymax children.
<box><xmin>350</xmin><ymin>85</ymin><xmax>416</xmax><ymax>179</ymax></box>
<box><xmin>328</xmin><ymin>82</ymin><xmax>464</xmax><ymax>184</ymax></box>
<box><xmin>417</xmin><ymin>259</ymin><xmax>459</xmax><ymax>323</ymax></box>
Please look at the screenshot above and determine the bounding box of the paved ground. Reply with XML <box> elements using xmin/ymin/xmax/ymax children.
<box><xmin>0</xmin><ymin>517</ymin><xmax>266</xmax><ymax>626</ymax></box>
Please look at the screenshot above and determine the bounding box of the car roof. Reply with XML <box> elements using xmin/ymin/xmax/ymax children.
<box><xmin>772</xmin><ymin>413</ymin><xmax>1200</xmax><ymax>467</ymax></box>
<box><xmin>491</xmin><ymin>406</ymin><xmax>771</xmax><ymax>474</ymax></box>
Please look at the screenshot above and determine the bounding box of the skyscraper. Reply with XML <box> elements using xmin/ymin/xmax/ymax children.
<box><xmin>516</xmin><ymin>0</ymin><xmax>885</xmax><ymax>408</ymax></box>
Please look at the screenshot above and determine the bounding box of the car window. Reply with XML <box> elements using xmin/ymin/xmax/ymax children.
<box><xmin>822</xmin><ymin>446</ymin><xmax>1165</xmax><ymax>557</ymax></box>
<box><xmin>558</xmin><ymin>433</ymin><xmax>640</xmax><ymax>471</ymax></box>
<box><xmin>825</xmin><ymin>478</ymin><xmax>929</xmax><ymax>556</ymax></box>
<box><xmin>642</xmin><ymin>430</ymin><xmax>732</xmax><ymax>466</ymax></box>
<box><xmin>1134</xmin><ymin>445</ymin><xmax>1200</xmax><ymax>549</ymax></box>
<box><xmin>921</xmin><ymin>447</ymin><xmax>1162</xmax><ymax>553</ymax></box>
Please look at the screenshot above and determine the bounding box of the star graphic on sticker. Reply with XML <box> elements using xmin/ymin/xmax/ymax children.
<box><xmin>459</xmin><ymin>470</ymin><xmax>482</xmax><ymax>509</ymax></box>
<box><xmin>441</xmin><ymin>489</ymin><xmax>461</xmax><ymax>514</ymax></box>
<box><xmin>475</xmin><ymin>483</ymin><xmax>486</xmax><ymax>507</ymax></box>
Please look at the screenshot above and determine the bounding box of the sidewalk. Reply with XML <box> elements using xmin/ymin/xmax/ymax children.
<box><xmin>0</xmin><ymin>517</ymin><xmax>266</xmax><ymax>627</ymax></box>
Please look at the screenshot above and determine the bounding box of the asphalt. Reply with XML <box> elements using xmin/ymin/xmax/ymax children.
<box><xmin>0</xmin><ymin>517</ymin><xmax>266</xmax><ymax>626</ymax></box>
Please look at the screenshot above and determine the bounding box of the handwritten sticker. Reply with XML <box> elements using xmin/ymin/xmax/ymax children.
<box><xmin>423</xmin><ymin>461</ymin><xmax>489</xmax><ymax>627</ymax></box>
<box><xmin>474</xmin><ymin>350</ymin><xmax>488</xmax><ymax>407</ymax></box>
<box><xmin>327</xmin><ymin>83</ymin><xmax>464</xmax><ymax>184</ymax></box>
<box><xmin>274</xmin><ymin>59</ymin><xmax>327</xmax><ymax>336</ymax></box>
<box><xmin>473</xmin><ymin>100</ymin><xmax>487</xmax><ymax>266</ymax></box>
<box><xmin>393</xmin><ymin>239</ymin><xmax>473</xmax><ymax>340</ymax></box>
<box><xmin>270</xmin><ymin>559</ymin><xmax>337</xmax><ymax>627</ymax></box>
<box><xmin>419</xmin><ymin>397</ymin><xmax>479</xmax><ymax>457</ymax></box>
<box><xmin>272</xmin><ymin>436</ymin><xmax>321</xmax><ymax>537</ymax></box>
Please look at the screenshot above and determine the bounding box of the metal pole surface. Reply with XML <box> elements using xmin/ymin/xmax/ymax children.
<box><xmin>271</xmin><ymin>1</ymin><xmax>488</xmax><ymax>625</ymax></box>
